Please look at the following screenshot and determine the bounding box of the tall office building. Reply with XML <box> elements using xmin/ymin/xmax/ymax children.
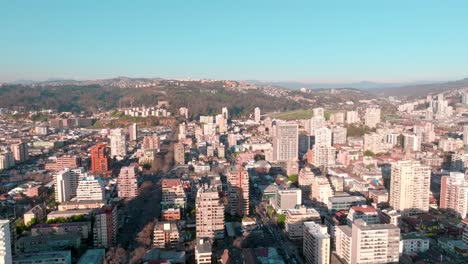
<box><xmin>312</xmin><ymin>145</ymin><xmax>336</xmax><ymax>168</ymax></box>
<box><xmin>389</xmin><ymin>160</ymin><xmax>431</xmax><ymax>216</ymax></box>
<box><xmin>90</xmin><ymin>143</ymin><xmax>111</xmax><ymax>174</ymax></box>
<box><xmin>143</xmin><ymin>134</ymin><xmax>160</xmax><ymax>150</ymax></box>
<box><xmin>129</xmin><ymin>123</ymin><xmax>138</xmax><ymax>141</ymax></box>
<box><xmin>332</xmin><ymin>126</ymin><xmax>347</xmax><ymax>145</ymax></box>
<box><xmin>0</xmin><ymin>220</ymin><xmax>12</xmax><ymax>264</ymax></box>
<box><xmin>346</xmin><ymin>110</ymin><xmax>359</xmax><ymax>124</ymax></box>
<box><xmin>75</xmin><ymin>176</ymin><xmax>105</xmax><ymax>201</ymax></box>
<box><xmin>221</xmin><ymin>107</ymin><xmax>229</xmax><ymax>120</ymax></box>
<box><xmin>303</xmin><ymin>221</ymin><xmax>330</xmax><ymax>264</ymax></box>
<box><xmin>309</xmin><ymin>116</ymin><xmax>326</xmax><ymax>136</ymax></box>
<box><xmin>11</xmin><ymin>142</ymin><xmax>28</xmax><ymax>163</ymax></box>
<box><xmin>161</xmin><ymin>178</ymin><xmax>186</xmax><ymax>209</ymax></box>
<box><xmin>335</xmin><ymin>219</ymin><xmax>400</xmax><ymax>264</ymax></box>
<box><xmin>227</xmin><ymin>165</ymin><xmax>249</xmax><ymax>216</ymax></box>
<box><xmin>315</xmin><ymin>127</ymin><xmax>332</xmax><ymax>147</ymax></box>
<box><xmin>254</xmin><ymin>107</ymin><xmax>261</xmax><ymax>123</ymax></box>
<box><xmin>55</xmin><ymin>169</ymin><xmax>73</xmax><ymax>203</ymax></box>
<box><xmin>196</xmin><ymin>180</ymin><xmax>224</xmax><ymax>240</ymax></box>
<box><xmin>364</xmin><ymin>107</ymin><xmax>381</xmax><ymax>128</ymax></box>
<box><xmin>174</xmin><ymin>142</ymin><xmax>185</xmax><ymax>165</ymax></box>
<box><xmin>109</xmin><ymin>128</ymin><xmax>127</xmax><ymax>158</ymax></box>
<box><xmin>440</xmin><ymin>172</ymin><xmax>468</xmax><ymax>218</ymax></box>
<box><xmin>273</xmin><ymin>122</ymin><xmax>298</xmax><ymax>162</ymax></box>
<box><xmin>117</xmin><ymin>166</ymin><xmax>138</xmax><ymax>199</ymax></box>
<box><xmin>93</xmin><ymin>205</ymin><xmax>117</xmax><ymax>248</ymax></box>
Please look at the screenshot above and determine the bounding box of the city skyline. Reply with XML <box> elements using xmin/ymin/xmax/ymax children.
<box><xmin>2</xmin><ymin>0</ymin><xmax>468</xmax><ymax>83</ymax></box>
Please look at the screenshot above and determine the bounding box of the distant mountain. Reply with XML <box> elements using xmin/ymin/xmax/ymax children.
<box><xmin>247</xmin><ymin>80</ymin><xmax>439</xmax><ymax>90</ymax></box>
<box><xmin>369</xmin><ymin>77</ymin><xmax>468</xmax><ymax>98</ymax></box>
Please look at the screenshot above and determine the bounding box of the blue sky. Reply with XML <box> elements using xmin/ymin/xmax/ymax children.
<box><xmin>1</xmin><ymin>0</ymin><xmax>467</xmax><ymax>82</ymax></box>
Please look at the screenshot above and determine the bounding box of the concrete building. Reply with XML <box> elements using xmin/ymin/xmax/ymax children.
<box><xmin>109</xmin><ymin>128</ymin><xmax>127</xmax><ymax>158</ymax></box>
<box><xmin>15</xmin><ymin>234</ymin><xmax>80</xmax><ymax>254</ymax></box>
<box><xmin>153</xmin><ymin>221</ymin><xmax>180</xmax><ymax>249</ymax></box>
<box><xmin>45</xmin><ymin>155</ymin><xmax>81</xmax><ymax>171</ymax></box>
<box><xmin>451</xmin><ymin>152</ymin><xmax>468</xmax><ymax>172</ymax></box>
<box><xmin>117</xmin><ymin>166</ymin><xmax>138</xmax><ymax>199</ymax></box>
<box><xmin>364</xmin><ymin>107</ymin><xmax>381</xmax><ymax>128</ymax></box>
<box><xmin>129</xmin><ymin>123</ymin><xmax>138</xmax><ymax>141</ymax></box>
<box><xmin>179</xmin><ymin>107</ymin><xmax>189</xmax><ymax>118</ymax></box>
<box><xmin>274</xmin><ymin>188</ymin><xmax>302</xmax><ymax>213</ymax></box>
<box><xmin>0</xmin><ymin>220</ymin><xmax>12</xmax><ymax>264</ymax></box>
<box><xmin>303</xmin><ymin>221</ymin><xmax>330</xmax><ymax>264</ymax></box>
<box><xmin>298</xmin><ymin>167</ymin><xmax>315</xmax><ymax>200</ymax></box>
<box><xmin>75</xmin><ymin>176</ymin><xmax>105</xmax><ymax>201</ymax></box>
<box><xmin>23</xmin><ymin>205</ymin><xmax>45</xmax><ymax>225</ymax></box>
<box><xmin>161</xmin><ymin>178</ymin><xmax>186</xmax><ymax>209</ymax></box>
<box><xmin>335</xmin><ymin>219</ymin><xmax>400</xmax><ymax>264</ymax></box>
<box><xmin>327</xmin><ymin>195</ymin><xmax>367</xmax><ymax>212</ymax></box>
<box><xmin>346</xmin><ymin>205</ymin><xmax>380</xmax><ymax>226</ymax></box>
<box><xmin>143</xmin><ymin>134</ymin><xmax>160</xmax><ymax>150</ymax></box>
<box><xmin>389</xmin><ymin>160</ymin><xmax>431</xmax><ymax>216</ymax></box>
<box><xmin>196</xmin><ymin>181</ymin><xmax>224</xmax><ymax>240</ymax></box>
<box><xmin>195</xmin><ymin>238</ymin><xmax>212</xmax><ymax>264</ymax></box>
<box><xmin>346</xmin><ymin>111</ymin><xmax>359</xmax><ymax>124</ymax></box>
<box><xmin>13</xmin><ymin>251</ymin><xmax>71</xmax><ymax>264</ymax></box>
<box><xmin>0</xmin><ymin>151</ymin><xmax>15</xmax><ymax>170</ymax></box>
<box><xmin>90</xmin><ymin>143</ymin><xmax>111</xmax><ymax>174</ymax></box>
<box><xmin>285</xmin><ymin>206</ymin><xmax>320</xmax><ymax>241</ymax></box>
<box><xmin>77</xmin><ymin>249</ymin><xmax>105</xmax><ymax>264</ymax></box>
<box><xmin>227</xmin><ymin>165</ymin><xmax>249</xmax><ymax>216</ymax></box>
<box><xmin>312</xmin><ymin>145</ymin><xmax>336</xmax><ymax>168</ymax></box>
<box><xmin>254</xmin><ymin>107</ymin><xmax>261</xmax><ymax>123</ymax></box>
<box><xmin>273</xmin><ymin>122</ymin><xmax>298</xmax><ymax>162</ymax></box>
<box><xmin>11</xmin><ymin>142</ymin><xmax>28</xmax><ymax>163</ymax></box>
<box><xmin>310</xmin><ymin>176</ymin><xmax>334</xmax><ymax>205</ymax></box>
<box><xmin>174</xmin><ymin>142</ymin><xmax>185</xmax><ymax>165</ymax></box>
<box><xmin>400</xmin><ymin>233</ymin><xmax>430</xmax><ymax>255</ymax></box>
<box><xmin>464</xmin><ymin>125</ymin><xmax>468</xmax><ymax>146</ymax></box>
<box><xmin>93</xmin><ymin>205</ymin><xmax>117</xmax><ymax>248</ymax></box>
<box><xmin>31</xmin><ymin>222</ymin><xmax>92</xmax><ymax>240</ymax></box>
<box><xmin>332</xmin><ymin>127</ymin><xmax>347</xmax><ymax>145</ymax></box>
<box><xmin>440</xmin><ymin>172</ymin><xmax>468</xmax><ymax>218</ymax></box>
<box><xmin>55</xmin><ymin>169</ymin><xmax>74</xmax><ymax>203</ymax></box>
<box><xmin>222</xmin><ymin>107</ymin><xmax>229</xmax><ymax>120</ymax></box>
<box><xmin>315</xmin><ymin>127</ymin><xmax>332</xmax><ymax>147</ymax></box>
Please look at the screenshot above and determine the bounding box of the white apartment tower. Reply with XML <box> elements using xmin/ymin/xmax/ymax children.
<box><xmin>335</xmin><ymin>219</ymin><xmax>400</xmax><ymax>264</ymax></box>
<box><xmin>0</xmin><ymin>220</ymin><xmax>12</xmax><ymax>264</ymax></box>
<box><xmin>273</xmin><ymin>122</ymin><xmax>298</xmax><ymax>162</ymax></box>
<box><xmin>389</xmin><ymin>160</ymin><xmax>431</xmax><ymax>216</ymax></box>
<box><xmin>110</xmin><ymin>128</ymin><xmax>127</xmax><ymax>158</ymax></box>
<box><xmin>196</xmin><ymin>183</ymin><xmax>225</xmax><ymax>240</ymax></box>
<box><xmin>129</xmin><ymin>123</ymin><xmax>138</xmax><ymax>141</ymax></box>
<box><xmin>254</xmin><ymin>107</ymin><xmax>261</xmax><ymax>123</ymax></box>
<box><xmin>440</xmin><ymin>172</ymin><xmax>468</xmax><ymax>218</ymax></box>
<box><xmin>117</xmin><ymin>166</ymin><xmax>138</xmax><ymax>199</ymax></box>
<box><xmin>227</xmin><ymin>165</ymin><xmax>249</xmax><ymax>216</ymax></box>
<box><xmin>346</xmin><ymin>111</ymin><xmax>359</xmax><ymax>124</ymax></box>
<box><xmin>303</xmin><ymin>221</ymin><xmax>330</xmax><ymax>264</ymax></box>
<box><xmin>364</xmin><ymin>107</ymin><xmax>381</xmax><ymax>128</ymax></box>
<box><xmin>75</xmin><ymin>176</ymin><xmax>105</xmax><ymax>201</ymax></box>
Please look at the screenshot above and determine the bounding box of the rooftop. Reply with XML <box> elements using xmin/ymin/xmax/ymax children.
<box><xmin>77</xmin><ymin>249</ymin><xmax>106</xmax><ymax>264</ymax></box>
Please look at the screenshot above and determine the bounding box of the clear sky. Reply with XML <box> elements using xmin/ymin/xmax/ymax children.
<box><xmin>1</xmin><ymin>0</ymin><xmax>467</xmax><ymax>83</ymax></box>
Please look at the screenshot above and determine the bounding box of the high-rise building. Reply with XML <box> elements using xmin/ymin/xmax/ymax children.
<box><xmin>179</xmin><ymin>107</ymin><xmax>189</xmax><ymax>118</ymax></box>
<box><xmin>221</xmin><ymin>107</ymin><xmax>229</xmax><ymax>120</ymax></box>
<box><xmin>161</xmin><ymin>178</ymin><xmax>186</xmax><ymax>209</ymax></box>
<box><xmin>90</xmin><ymin>143</ymin><xmax>111</xmax><ymax>175</ymax></box>
<box><xmin>346</xmin><ymin>111</ymin><xmax>359</xmax><ymax>124</ymax></box>
<box><xmin>0</xmin><ymin>220</ymin><xmax>12</xmax><ymax>264</ymax></box>
<box><xmin>364</xmin><ymin>132</ymin><xmax>385</xmax><ymax>154</ymax></box>
<box><xmin>389</xmin><ymin>160</ymin><xmax>431</xmax><ymax>216</ymax></box>
<box><xmin>315</xmin><ymin>127</ymin><xmax>332</xmax><ymax>147</ymax></box>
<box><xmin>227</xmin><ymin>165</ymin><xmax>249</xmax><ymax>216</ymax></box>
<box><xmin>451</xmin><ymin>152</ymin><xmax>468</xmax><ymax>172</ymax></box>
<box><xmin>55</xmin><ymin>170</ymin><xmax>73</xmax><ymax>203</ymax></box>
<box><xmin>332</xmin><ymin>127</ymin><xmax>347</xmax><ymax>145</ymax></box>
<box><xmin>196</xmin><ymin>179</ymin><xmax>224</xmax><ymax>240</ymax></box>
<box><xmin>285</xmin><ymin>206</ymin><xmax>320</xmax><ymax>241</ymax></box>
<box><xmin>298</xmin><ymin>167</ymin><xmax>315</xmax><ymax>200</ymax></box>
<box><xmin>109</xmin><ymin>128</ymin><xmax>127</xmax><ymax>158</ymax></box>
<box><xmin>310</xmin><ymin>176</ymin><xmax>334</xmax><ymax>205</ymax></box>
<box><xmin>254</xmin><ymin>107</ymin><xmax>261</xmax><ymax>123</ymax></box>
<box><xmin>45</xmin><ymin>155</ymin><xmax>81</xmax><ymax>171</ymax></box>
<box><xmin>440</xmin><ymin>172</ymin><xmax>468</xmax><ymax>218</ymax></box>
<box><xmin>364</xmin><ymin>107</ymin><xmax>381</xmax><ymax>128</ymax></box>
<box><xmin>11</xmin><ymin>142</ymin><xmax>28</xmax><ymax>163</ymax></box>
<box><xmin>312</xmin><ymin>145</ymin><xmax>336</xmax><ymax>168</ymax></box>
<box><xmin>174</xmin><ymin>142</ymin><xmax>185</xmax><ymax>165</ymax></box>
<box><xmin>335</xmin><ymin>219</ymin><xmax>400</xmax><ymax>264</ymax></box>
<box><xmin>143</xmin><ymin>134</ymin><xmax>160</xmax><ymax>150</ymax></box>
<box><xmin>117</xmin><ymin>166</ymin><xmax>138</xmax><ymax>199</ymax></box>
<box><xmin>273</xmin><ymin>122</ymin><xmax>298</xmax><ymax>162</ymax></box>
<box><xmin>93</xmin><ymin>205</ymin><xmax>117</xmax><ymax>248</ymax></box>
<box><xmin>75</xmin><ymin>176</ymin><xmax>105</xmax><ymax>201</ymax></box>
<box><xmin>303</xmin><ymin>221</ymin><xmax>330</xmax><ymax>264</ymax></box>
<box><xmin>129</xmin><ymin>123</ymin><xmax>138</xmax><ymax>141</ymax></box>
<box><xmin>346</xmin><ymin>205</ymin><xmax>380</xmax><ymax>225</ymax></box>
<box><xmin>0</xmin><ymin>151</ymin><xmax>15</xmax><ymax>170</ymax></box>
<box><xmin>309</xmin><ymin>116</ymin><xmax>326</xmax><ymax>136</ymax></box>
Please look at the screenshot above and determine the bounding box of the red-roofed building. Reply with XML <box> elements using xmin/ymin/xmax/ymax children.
<box><xmin>347</xmin><ymin>205</ymin><xmax>380</xmax><ymax>225</ymax></box>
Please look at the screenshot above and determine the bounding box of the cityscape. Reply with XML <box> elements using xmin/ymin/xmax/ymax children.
<box><xmin>1</xmin><ymin>1</ymin><xmax>468</xmax><ymax>264</ymax></box>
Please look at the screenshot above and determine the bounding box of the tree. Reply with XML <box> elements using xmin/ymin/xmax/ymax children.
<box><xmin>277</xmin><ymin>214</ymin><xmax>286</xmax><ymax>229</ymax></box>
<box><xmin>363</xmin><ymin>150</ymin><xmax>375</xmax><ymax>157</ymax></box>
